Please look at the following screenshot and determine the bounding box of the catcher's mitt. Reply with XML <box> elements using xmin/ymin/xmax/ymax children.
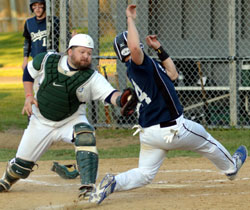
<box><xmin>51</xmin><ymin>162</ymin><xmax>79</xmax><ymax>179</ymax></box>
<box><xmin>118</xmin><ymin>88</ymin><xmax>138</xmax><ymax>116</ymax></box>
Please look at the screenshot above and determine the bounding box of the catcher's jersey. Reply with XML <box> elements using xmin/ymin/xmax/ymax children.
<box><xmin>126</xmin><ymin>53</ymin><xmax>183</xmax><ymax>128</ymax></box>
<box><xmin>27</xmin><ymin>52</ymin><xmax>116</xmax><ymax>127</ymax></box>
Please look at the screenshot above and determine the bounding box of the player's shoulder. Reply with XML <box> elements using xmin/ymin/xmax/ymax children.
<box><xmin>130</xmin><ymin>53</ymin><xmax>153</xmax><ymax>70</ymax></box>
<box><xmin>26</xmin><ymin>16</ymin><xmax>36</xmax><ymax>23</ymax></box>
<box><xmin>32</xmin><ymin>52</ymin><xmax>47</xmax><ymax>70</ymax></box>
<box><xmin>84</xmin><ymin>70</ymin><xmax>101</xmax><ymax>83</ymax></box>
<box><xmin>33</xmin><ymin>52</ymin><xmax>62</xmax><ymax>71</ymax></box>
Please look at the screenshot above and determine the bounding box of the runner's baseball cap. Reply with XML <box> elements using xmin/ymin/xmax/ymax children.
<box><xmin>66</xmin><ymin>34</ymin><xmax>94</xmax><ymax>51</ymax></box>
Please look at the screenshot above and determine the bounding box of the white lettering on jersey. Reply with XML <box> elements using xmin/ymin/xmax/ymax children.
<box><xmin>30</xmin><ymin>30</ymin><xmax>47</xmax><ymax>42</ymax></box>
<box><xmin>131</xmin><ymin>79</ymin><xmax>151</xmax><ymax>104</ymax></box>
<box><xmin>42</xmin><ymin>37</ymin><xmax>46</xmax><ymax>47</ymax></box>
<box><xmin>131</xmin><ymin>79</ymin><xmax>151</xmax><ymax>117</ymax></box>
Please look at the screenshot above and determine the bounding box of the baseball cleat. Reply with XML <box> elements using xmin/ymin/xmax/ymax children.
<box><xmin>226</xmin><ymin>145</ymin><xmax>248</xmax><ymax>180</ymax></box>
<box><xmin>78</xmin><ymin>184</ymin><xmax>94</xmax><ymax>200</ymax></box>
<box><xmin>89</xmin><ymin>174</ymin><xmax>116</xmax><ymax>204</ymax></box>
<box><xmin>0</xmin><ymin>179</ymin><xmax>10</xmax><ymax>192</ymax></box>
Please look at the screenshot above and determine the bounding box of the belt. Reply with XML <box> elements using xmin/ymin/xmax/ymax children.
<box><xmin>160</xmin><ymin>120</ymin><xmax>177</xmax><ymax>128</ymax></box>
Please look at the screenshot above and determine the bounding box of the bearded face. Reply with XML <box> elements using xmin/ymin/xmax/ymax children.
<box><xmin>68</xmin><ymin>46</ymin><xmax>92</xmax><ymax>70</ymax></box>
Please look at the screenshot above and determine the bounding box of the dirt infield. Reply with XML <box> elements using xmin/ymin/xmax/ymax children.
<box><xmin>1</xmin><ymin>131</ymin><xmax>250</xmax><ymax>210</ymax></box>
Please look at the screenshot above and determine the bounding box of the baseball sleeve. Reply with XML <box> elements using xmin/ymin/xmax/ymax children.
<box><xmin>27</xmin><ymin>52</ymin><xmax>47</xmax><ymax>79</ymax></box>
<box><xmin>78</xmin><ymin>72</ymin><xmax>116</xmax><ymax>103</ymax></box>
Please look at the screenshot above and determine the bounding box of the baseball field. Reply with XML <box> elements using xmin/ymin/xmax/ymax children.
<box><xmin>1</xmin><ymin>32</ymin><xmax>250</xmax><ymax>210</ymax></box>
<box><xmin>0</xmin><ymin>131</ymin><xmax>250</xmax><ymax>210</ymax></box>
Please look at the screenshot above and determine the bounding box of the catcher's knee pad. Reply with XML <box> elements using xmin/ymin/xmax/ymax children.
<box><xmin>0</xmin><ymin>158</ymin><xmax>35</xmax><ymax>192</ymax></box>
<box><xmin>73</xmin><ymin>123</ymin><xmax>98</xmax><ymax>185</ymax></box>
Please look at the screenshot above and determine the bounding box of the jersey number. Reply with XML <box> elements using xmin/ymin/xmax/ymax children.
<box><xmin>42</xmin><ymin>37</ymin><xmax>46</xmax><ymax>47</ymax></box>
<box><xmin>131</xmin><ymin>79</ymin><xmax>151</xmax><ymax>114</ymax></box>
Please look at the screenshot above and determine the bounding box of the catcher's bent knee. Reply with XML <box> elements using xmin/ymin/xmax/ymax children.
<box><xmin>7</xmin><ymin>158</ymin><xmax>35</xmax><ymax>179</ymax></box>
<box><xmin>74</xmin><ymin>123</ymin><xmax>98</xmax><ymax>184</ymax></box>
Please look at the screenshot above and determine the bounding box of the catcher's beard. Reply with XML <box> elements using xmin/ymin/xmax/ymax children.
<box><xmin>70</xmin><ymin>54</ymin><xmax>92</xmax><ymax>70</ymax></box>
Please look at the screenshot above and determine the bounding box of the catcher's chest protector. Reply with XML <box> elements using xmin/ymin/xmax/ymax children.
<box><xmin>37</xmin><ymin>54</ymin><xmax>94</xmax><ymax>121</ymax></box>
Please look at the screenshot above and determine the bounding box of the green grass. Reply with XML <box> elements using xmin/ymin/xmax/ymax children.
<box><xmin>0</xmin><ymin>32</ymin><xmax>24</xmax><ymax>68</ymax></box>
<box><xmin>0</xmin><ymin>145</ymin><xmax>141</xmax><ymax>162</ymax></box>
<box><xmin>0</xmin><ymin>87</ymin><xmax>27</xmax><ymax>131</ymax></box>
<box><xmin>0</xmin><ymin>127</ymin><xmax>249</xmax><ymax>161</ymax></box>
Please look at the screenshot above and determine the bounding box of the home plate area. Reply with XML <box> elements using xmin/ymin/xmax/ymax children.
<box><xmin>0</xmin><ymin>157</ymin><xmax>250</xmax><ymax>210</ymax></box>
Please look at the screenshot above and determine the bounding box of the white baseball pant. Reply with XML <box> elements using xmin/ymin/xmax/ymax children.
<box><xmin>16</xmin><ymin>114</ymin><xmax>89</xmax><ymax>162</ymax></box>
<box><xmin>115</xmin><ymin>115</ymin><xmax>236</xmax><ymax>191</ymax></box>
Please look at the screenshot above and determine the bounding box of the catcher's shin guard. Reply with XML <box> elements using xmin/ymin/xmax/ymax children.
<box><xmin>0</xmin><ymin>158</ymin><xmax>35</xmax><ymax>192</ymax></box>
<box><xmin>73</xmin><ymin>123</ymin><xmax>98</xmax><ymax>199</ymax></box>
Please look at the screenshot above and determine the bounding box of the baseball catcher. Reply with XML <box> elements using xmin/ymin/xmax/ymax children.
<box><xmin>0</xmin><ymin>33</ymin><xmax>138</xmax><ymax>200</ymax></box>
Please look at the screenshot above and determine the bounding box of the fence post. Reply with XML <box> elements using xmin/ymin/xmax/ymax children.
<box><xmin>88</xmin><ymin>0</ymin><xmax>100</xmax><ymax>125</ymax></box>
<box><xmin>228</xmin><ymin>0</ymin><xmax>237</xmax><ymax>126</ymax></box>
<box><xmin>10</xmin><ymin>0</ymin><xmax>18</xmax><ymax>32</ymax></box>
<box><xmin>46</xmin><ymin>0</ymin><xmax>52</xmax><ymax>50</ymax></box>
<box><xmin>59</xmin><ymin>0</ymin><xmax>69</xmax><ymax>52</ymax></box>
<box><xmin>115</xmin><ymin>0</ymin><xmax>127</xmax><ymax>91</ymax></box>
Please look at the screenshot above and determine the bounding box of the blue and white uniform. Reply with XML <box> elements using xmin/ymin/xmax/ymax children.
<box><xmin>114</xmin><ymin>53</ymin><xmax>237</xmax><ymax>191</ymax></box>
<box><xmin>23</xmin><ymin>17</ymin><xmax>47</xmax><ymax>58</ymax></box>
<box><xmin>127</xmin><ymin>54</ymin><xmax>183</xmax><ymax>127</ymax></box>
<box><xmin>23</xmin><ymin>16</ymin><xmax>59</xmax><ymax>58</ymax></box>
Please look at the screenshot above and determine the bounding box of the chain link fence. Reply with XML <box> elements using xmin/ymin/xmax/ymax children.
<box><xmin>46</xmin><ymin>0</ymin><xmax>250</xmax><ymax>128</ymax></box>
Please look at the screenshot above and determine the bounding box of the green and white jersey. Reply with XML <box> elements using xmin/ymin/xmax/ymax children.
<box><xmin>27</xmin><ymin>52</ymin><xmax>116</xmax><ymax>127</ymax></box>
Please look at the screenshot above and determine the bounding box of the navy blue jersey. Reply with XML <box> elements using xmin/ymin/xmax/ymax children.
<box><xmin>126</xmin><ymin>53</ymin><xmax>183</xmax><ymax>127</ymax></box>
<box><xmin>24</xmin><ymin>17</ymin><xmax>47</xmax><ymax>58</ymax></box>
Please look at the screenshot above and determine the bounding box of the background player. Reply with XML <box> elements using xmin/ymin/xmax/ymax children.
<box><xmin>0</xmin><ymin>34</ymin><xmax>137</xmax><ymax>200</ymax></box>
<box><xmin>89</xmin><ymin>4</ymin><xmax>248</xmax><ymax>204</ymax></box>
<box><xmin>22</xmin><ymin>0</ymin><xmax>59</xmax><ymax>71</ymax></box>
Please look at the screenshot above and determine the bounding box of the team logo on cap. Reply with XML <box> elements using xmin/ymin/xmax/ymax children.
<box><xmin>121</xmin><ymin>47</ymin><xmax>130</xmax><ymax>56</ymax></box>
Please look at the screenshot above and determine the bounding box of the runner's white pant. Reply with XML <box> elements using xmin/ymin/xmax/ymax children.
<box><xmin>16</xmin><ymin>114</ymin><xmax>89</xmax><ymax>162</ymax></box>
<box><xmin>115</xmin><ymin>115</ymin><xmax>236</xmax><ymax>191</ymax></box>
